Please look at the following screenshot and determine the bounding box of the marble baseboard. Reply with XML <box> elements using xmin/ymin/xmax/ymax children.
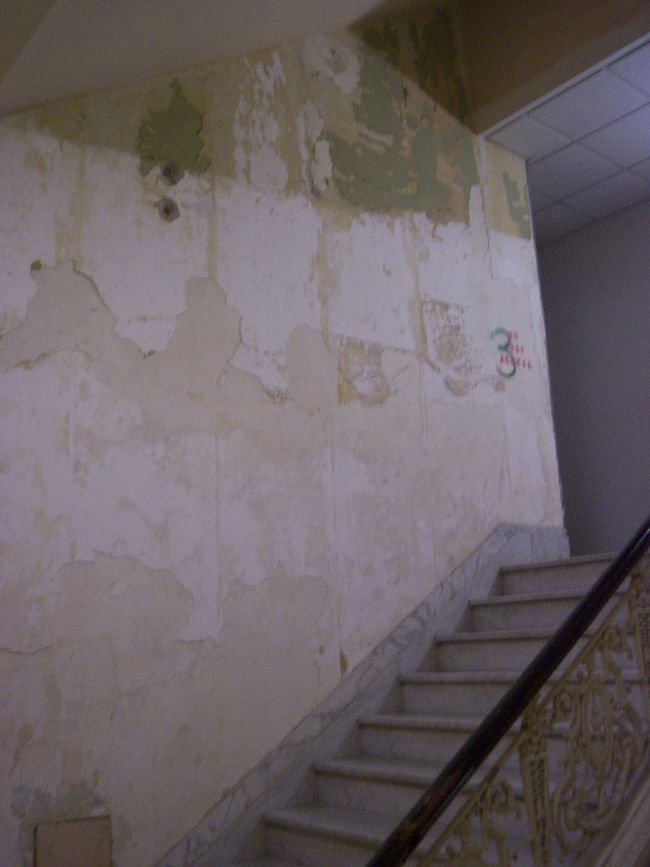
<box><xmin>157</xmin><ymin>522</ymin><xmax>569</xmax><ymax>867</ymax></box>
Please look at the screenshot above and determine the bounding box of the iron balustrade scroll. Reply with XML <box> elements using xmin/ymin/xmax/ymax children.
<box><xmin>365</xmin><ymin>515</ymin><xmax>650</xmax><ymax>867</ymax></box>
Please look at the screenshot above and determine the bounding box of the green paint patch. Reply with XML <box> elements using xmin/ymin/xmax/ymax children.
<box><xmin>325</xmin><ymin>39</ymin><xmax>478</xmax><ymax>218</ymax></box>
<box><xmin>136</xmin><ymin>79</ymin><xmax>210</xmax><ymax>177</ymax></box>
<box><xmin>502</xmin><ymin>172</ymin><xmax>531</xmax><ymax>239</ymax></box>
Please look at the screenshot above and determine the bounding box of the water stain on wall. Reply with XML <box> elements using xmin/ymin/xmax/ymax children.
<box><xmin>284</xmin><ymin>325</ymin><xmax>339</xmax><ymax>412</ymax></box>
<box><xmin>337</xmin><ymin>337</ymin><xmax>391</xmax><ymax>406</ymax></box>
<box><xmin>422</xmin><ymin>299</ymin><xmax>478</xmax><ymax>395</ymax></box>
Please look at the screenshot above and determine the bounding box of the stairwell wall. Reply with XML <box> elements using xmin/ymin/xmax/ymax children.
<box><xmin>0</xmin><ymin>7</ymin><xmax>562</xmax><ymax>866</ymax></box>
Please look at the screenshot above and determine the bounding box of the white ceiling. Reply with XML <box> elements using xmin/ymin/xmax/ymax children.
<box><xmin>0</xmin><ymin>0</ymin><xmax>430</xmax><ymax>117</ymax></box>
<box><xmin>487</xmin><ymin>36</ymin><xmax>650</xmax><ymax>246</ymax></box>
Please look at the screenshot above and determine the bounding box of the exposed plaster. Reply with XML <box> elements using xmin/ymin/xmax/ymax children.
<box><xmin>301</xmin><ymin>35</ymin><xmax>361</xmax><ymax>94</ymax></box>
<box><xmin>0</xmin><ymin>261</ymin><xmax>117</xmax><ymax>372</ymax></box>
<box><xmin>234</xmin><ymin>53</ymin><xmax>289</xmax><ymax>193</ymax></box>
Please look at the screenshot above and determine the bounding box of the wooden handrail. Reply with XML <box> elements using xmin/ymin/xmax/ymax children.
<box><xmin>365</xmin><ymin>514</ymin><xmax>650</xmax><ymax>867</ymax></box>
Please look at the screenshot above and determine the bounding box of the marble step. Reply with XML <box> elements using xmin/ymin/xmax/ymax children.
<box><xmin>357</xmin><ymin>712</ymin><xmax>520</xmax><ymax>766</ymax></box>
<box><xmin>399</xmin><ymin>667</ymin><xmax>641</xmax><ymax>717</ymax></box>
<box><xmin>313</xmin><ymin>755</ymin><xmax>526</xmax><ymax>816</ymax></box>
<box><xmin>468</xmin><ymin>588</ymin><xmax>624</xmax><ymax>631</ymax></box>
<box><xmin>400</xmin><ymin>670</ymin><xmax>518</xmax><ymax>716</ymax></box>
<box><xmin>264</xmin><ymin>804</ymin><xmax>534</xmax><ymax>867</ymax></box>
<box><xmin>265</xmin><ymin>805</ymin><xmax>419</xmax><ymax>867</ymax></box>
<box><xmin>427</xmin><ymin>627</ymin><xmax>591</xmax><ymax>671</ymax></box>
<box><xmin>356</xmin><ymin>710</ymin><xmax>577</xmax><ymax>768</ymax></box>
<box><xmin>230</xmin><ymin>861</ymin><xmax>304</xmax><ymax>867</ymax></box>
<box><xmin>498</xmin><ymin>553</ymin><xmax>614</xmax><ymax>596</ymax></box>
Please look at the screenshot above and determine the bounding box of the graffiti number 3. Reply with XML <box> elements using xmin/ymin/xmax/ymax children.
<box><xmin>490</xmin><ymin>327</ymin><xmax>516</xmax><ymax>378</ymax></box>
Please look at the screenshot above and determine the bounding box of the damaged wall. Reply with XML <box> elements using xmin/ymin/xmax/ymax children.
<box><xmin>0</xmin><ymin>8</ymin><xmax>562</xmax><ymax>867</ymax></box>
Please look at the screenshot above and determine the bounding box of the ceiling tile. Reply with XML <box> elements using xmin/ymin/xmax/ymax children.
<box><xmin>610</xmin><ymin>41</ymin><xmax>650</xmax><ymax>96</ymax></box>
<box><xmin>630</xmin><ymin>156</ymin><xmax>650</xmax><ymax>180</ymax></box>
<box><xmin>563</xmin><ymin>170</ymin><xmax>650</xmax><ymax>218</ymax></box>
<box><xmin>532</xmin><ymin>203</ymin><xmax>591</xmax><ymax>245</ymax></box>
<box><xmin>528</xmin><ymin>186</ymin><xmax>554</xmax><ymax>212</ymax></box>
<box><xmin>488</xmin><ymin>114</ymin><xmax>570</xmax><ymax>161</ymax></box>
<box><xmin>581</xmin><ymin>103</ymin><xmax>650</xmax><ymax>166</ymax></box>
<box><xmin>529</xmin><ymin>70</ymin><xmax>647</xmax><ymax>138</ymax></box>
<box><xmin>527</xmin><ymin>143</ymin><xmax>619</xmax><ymax>199</ymax></box>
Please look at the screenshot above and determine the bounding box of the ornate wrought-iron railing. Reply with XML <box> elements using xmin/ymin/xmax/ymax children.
<box><xmin>366</xmin><ymin>515</ymin><xmax>650</xmax><ymax>867</ymax></box>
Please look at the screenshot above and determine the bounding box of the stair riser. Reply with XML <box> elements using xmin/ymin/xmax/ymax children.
<box><xmin>471</xmin><ymin>598</ymin><xmax>578</xmax><ymax>631</ymax></box>
<box><xmin>404</xmin><ymin>674</ymin><xmax>644</xmax><ymax>718</ymax></box>
<box><xmin>432</xmin><ymin>636</ymin><xmax>551</xmax><ymax>671</ymax></box>
<box><xmin>359</xmin><ymin>724</ymin><xmax>510</xmax><ymax>765</ymax></box>
<box><xmin>315</xmin><ymin>771</ymin><xmax>531</xmax><ymax>818</ymax></box>
<box><xmin>360</xmin><ymin>723</ymin><xmax>574</xmax><ymax>768</ymax></box>
<box><xmin>500</xmin><ymin>563</ymin><xmax>608</xmax><ymax>596</ymax></box>
<box><xmin>316</xmin><ymin>772</ymin><xmax>425</xmax><ymax>816</ymax></box>
<box><xmin>471</xmin><ymin>596</ymin><xmax>622</xmax><ymax>631</ymax></box>
<box><xmin>265</xmin><ymin>826</ymin><xmax>419</xmax><ymax>867</ymax></box>
<box><xmin>401</xmin><ymin>680</ymin><xmax>509</xmax><ymax>716</ymax></box>
<box><xmin>266</xmin><ymin>803</ymin><xmax>534</xmax><ymax>867</ymax></box>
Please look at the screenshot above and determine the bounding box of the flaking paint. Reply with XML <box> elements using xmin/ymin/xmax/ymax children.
<box><xmin>502</xmin><ymin>170</ymin><xmax>532</xmax><ymax>239</ymax></box>
<box><xmin>322</xmin><ymin>18</ymin><xmax>478</xmax><ymax>219</ymax></box>
<box><xmin>0</xmin><ymin>8</ymin><xmax>562</xmax><ymax>867</ymax></box>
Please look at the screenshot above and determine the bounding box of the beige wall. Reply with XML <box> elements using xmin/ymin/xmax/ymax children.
<box><xmin>460</xmin><ymin>0</ymin><xmax>650</xmax><ymax>131</ymax></box>
<box><xmin>0</xmin><ymin>10</ymin><xmax>562</xmax><ymax>866</ymax></box>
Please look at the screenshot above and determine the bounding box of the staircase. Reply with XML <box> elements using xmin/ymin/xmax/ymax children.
<box><xmin>220</xmin><ymin>552</ymin><xmax>633</xmax><ymax>867</ymax></box>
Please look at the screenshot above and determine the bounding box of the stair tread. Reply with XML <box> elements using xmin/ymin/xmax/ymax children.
<box><xmin>402</xmin><ymin>669</ymin><xmax>525</xmax><ymax>683</ymax></box>
<box><xmin>469</xmin><ymin>588</ymin><xmax>623</xmax><ymax>607</ymax></box>
<box><xmin>435</xmin><ymin>626</ymin><xmax>582</xmax><ymax>642</ymax></box>
<box><xmin>265</xmin><ymin>803</ymin><xmax>533</xmax><ymax>862</ymax></box>
<box><xmin>401</xmin><ymin>667</ymin><xmax>639</xmax><ymax>685</ymax></box>
<box><xmin>265</xmin><ymin>804</ymin><xmax>399</xmax><ymax>846</ymax></box>
<box><xmin>358</xmin><ymin>711</ymin><xmax>506</xmax><ymax>731</ymax></box>
<box><xmin>233</xmin><ymin>861</ymin><xmax>304</xmax><ymax>867</ymax></box>
<box><xmin>499</xmin><ymin>552</ymin><xmax>613</xmax><ymax>573</ymax></box>
<box><xmin>315</xmin><ymin>755</ymin><xmax>442</xmax><ymax>785</ymax></box>
<box><xmin>314</xmin><ymin>755</ymin><xmax>522</xmax><ymax>788</ymax></box>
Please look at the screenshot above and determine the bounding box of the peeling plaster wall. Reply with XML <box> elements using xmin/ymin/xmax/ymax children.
<box><xmin>0</xmin><ymin>10</ymin><xmax>562</xmax><ymax>867</ymax></box>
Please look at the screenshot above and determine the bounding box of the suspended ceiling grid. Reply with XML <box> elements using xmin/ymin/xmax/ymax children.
<box><xmin>487</xmin><ymin>37</ymin><xmax>650</xmax><ymax>245</ymax></box>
